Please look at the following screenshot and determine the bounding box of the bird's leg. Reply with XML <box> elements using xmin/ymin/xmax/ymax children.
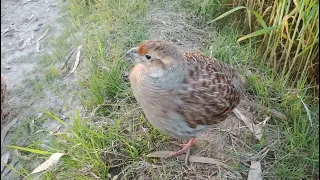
<box><xmin>166</xmin><ymin>138</ymin><xmax>196</xmax><ymax>164</ymax></box>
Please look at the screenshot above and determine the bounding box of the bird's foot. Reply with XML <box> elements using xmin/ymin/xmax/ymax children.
<box><xmin>166</xmin><ymin>138</ymin><xmax>196</xmax><ymax>165</ymax></box>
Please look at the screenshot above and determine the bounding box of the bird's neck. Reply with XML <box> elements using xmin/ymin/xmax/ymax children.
<box><xmin>132</xmin><ymin>60</ymin><xmax>188</xmax><ymax>91</ymax></box>
<box><xmin>156</xmin><ymin>58</ymin><xmax>188</xmax><ymax>88</ymax></box>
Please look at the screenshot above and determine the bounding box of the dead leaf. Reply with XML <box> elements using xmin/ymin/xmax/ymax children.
<box><xmin>1</xmin><ymin>151</ymin><xmax>10</xmax><ymax>172</ymax></box>
<box><xmin>36</xmin><ymin>41</ymin><xmax>43</xmax><ymax>52</ymax></box>
<box><xmin>247</xmin><ymin>161</ymin><xmax>262</xmax><ymax>180</ymax></box>
<box><xmin>146</xmin><ymin>151</ymin><xmax>234</xmax><ymax>170</ymax></box>
<box><xmin>60</xmin><ymin>48</ymin><xmax>77</xmax><ymax>71</ymax></box>
<box><xmin>233</xmin><ymin>108</ymin><xmax>262</xmax><ymax>140</ymax></box>
<box><xmin>69</xmin><ymin>46</ymin><xmax>82</xmax><ymax>74</ymax></box>
<box><xmin>17</xmin><ymin>39</ymin><xmax>26</xmax><ymax>51</ymax></box>
<box><xmin>30</xmin><ymin>153</ymin><xmax>65</xmax><ymax>174</ymax></box>
<box><xmin>1</xmin><ymin>117</ymin><xmax>19</xmax><ymax>145</ymax></box>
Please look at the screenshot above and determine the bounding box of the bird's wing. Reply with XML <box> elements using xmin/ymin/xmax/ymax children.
<box><xmin>176</xmin><ymin>52</ymin><xmax>241</xmax><ymax>128</ymax></box>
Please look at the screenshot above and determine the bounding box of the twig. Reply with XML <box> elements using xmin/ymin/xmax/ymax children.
<box><xmin>21</xmin><ymin>0</ymin><xmax>31</xmax><ymax>6</ymax></box>
<box><xmin>28</xmin><ymin>28</ymin><xmax>49</xmax><ymax>45</ymax></box>
<box><xmin>1</xmin><ymin>28</ymin><xmax>10</xmax><ymax>37</ymax></box>
<box><xmin>146</xmin><ymin>151</ymin><xmax>234</xmax><ymax>170</ymax></box>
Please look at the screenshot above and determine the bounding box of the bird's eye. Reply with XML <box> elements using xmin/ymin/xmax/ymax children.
<box><xmin>145</xmin><ymin>55</ymin><xmax>151</xmax><ymax>59</ymax></box>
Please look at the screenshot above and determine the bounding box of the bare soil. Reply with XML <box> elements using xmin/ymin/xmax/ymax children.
<box><xmin>1</xmin><ymin>0</ymin><xmax>85</xmax><ymax>178</ymax></box>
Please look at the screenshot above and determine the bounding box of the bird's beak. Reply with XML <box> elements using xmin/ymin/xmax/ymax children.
<box><xmin>126</xmin><ymin>47</ymin><xmax>138</xmax><ymax>58</ymax></box>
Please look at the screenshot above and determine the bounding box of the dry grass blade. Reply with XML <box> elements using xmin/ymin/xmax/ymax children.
<box><xmin>297</xmin><ymin>94</ymin><xmax>314</xmax><ymax>126</ymax></box>
<box><xmin>1</xmin><ymin>159</ymin><xmax>18</xmax><ymax>178</ymax></box>
<box><xmin>247</xmin><ymin>161</ymin><xmax>262</xmax><ymax>180</ymax></box>
<box><xmin>30</xmin><ymin>153</ymin><xmax>65</xmax><ymax>174</ymax></box>
<box><xmin>1</xmin><ymin>151</ymin><xmax>10</xmax><ymax>172</ymax></box>
<box><xmin>36</xmin><ymin>41</ymin><xmax>43</xmax><ymax>52</ymax></box>
<box><xmin>233</xmin><ymin>108</ymin><xmax>262</xmax><ymax>140</ymax></box>
<box><xmin>146</xmin><ymin>151</ymin><xmax>234</xmax><ymax>170</ymax></box>
<box><xmin>69</xmin><ymin>46</ymin><xmax>82</xmax><ymax>74</ymax></box>
<box><xmin>1</xmin><ymin>28</ymin><xmax>10</xmax><ymax>37</ymax></box>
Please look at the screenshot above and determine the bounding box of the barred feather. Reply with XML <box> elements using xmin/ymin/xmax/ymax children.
<box><xmin>176</xmin><ymin>52</ymin><xmax>243</xmax><ymax>128</ymax></box>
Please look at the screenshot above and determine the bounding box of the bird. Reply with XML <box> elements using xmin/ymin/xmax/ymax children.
<box><xmin>1</xmin><ymin>73</ymin><xmax>8</xmax><ymax>120</ymax></box>
<box><xmin>126</xmin><ymin>40</ymin><xmax>247</xmax><ymax>164</ymax></box>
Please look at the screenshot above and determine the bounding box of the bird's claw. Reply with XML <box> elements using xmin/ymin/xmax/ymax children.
<box><xmin>166</xmin><ymin>138</ymin><xmax>196</xmax><ymax>165</ymax></box>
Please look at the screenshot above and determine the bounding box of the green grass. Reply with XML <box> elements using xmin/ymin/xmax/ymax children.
<box><xmin>184</xmin><ymin>0</ymin><xmax>319</xmax><ymax>178</ymax></box>
<box><xmin>5</xmin><ymin>0</ymin><xmax>318</xmax><ymax>179</ymax></box>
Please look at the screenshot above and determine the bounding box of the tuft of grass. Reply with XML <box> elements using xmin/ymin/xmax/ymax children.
<box><xmin>44</xmin><ymin>65</ymin><xmax>61</xmax><ymax>83</ymax></box>
<box><xmin>9</xmin><ymin>104</ymin><xmax>170</xmax><ymax>179</ymax></box>
<box><xmin>63</xmin><ymin>0</ymin><xmax>149</xmax><ymax>108</ymax></box>
<box><xmin>207</xmin><ymin>0</ymin><xmax>319</xmax><ymax>87</ymax></box>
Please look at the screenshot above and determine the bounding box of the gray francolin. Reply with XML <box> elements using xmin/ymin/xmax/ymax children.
<box><xmin>126</xmin><ymin>40</ymin><xmax>247</xmax><ymax>163</ymax></box>
<box><xmin>1</xmin><ymin>73</ymin><xmax>7</xmax><ymax>119</ymax></box>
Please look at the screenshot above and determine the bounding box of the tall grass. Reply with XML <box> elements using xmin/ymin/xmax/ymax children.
<box><xmin>182</xmin><ymin>0</ymin><xmax>319</xmax><ymax>178</ymax></box>
<box><xmin>208</xmin><ymin>0</ymin><xmax>319</xmax><ymax>87</ymax></box>
<box><xmin>63</xmin><ymin>0</ymin><xmax>150</xmax><ymax>108</ymax></box>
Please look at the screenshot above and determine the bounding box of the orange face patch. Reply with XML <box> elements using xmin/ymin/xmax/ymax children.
<box><xmin>137</xmin><ymin>43</ymin><xmax>148</xmax><ymax>55</ymax></box>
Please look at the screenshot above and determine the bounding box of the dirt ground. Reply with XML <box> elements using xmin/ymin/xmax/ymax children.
<box><xmin>1</xmin><ymin>0</ymin><xmax>85</xmax><ymax>178</ymax></box>
<box><xmin>1</xmin><ymin>0</ymin><xmax>278</xmax><ymax>179</ymax></box>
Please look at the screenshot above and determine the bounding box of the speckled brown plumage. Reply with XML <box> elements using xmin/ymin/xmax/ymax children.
<box><xmin>1</xmin><ymin>73</ymin><xmax>7</xmax><ymax>119</ymax></box>
<box><xmin>126</xmin><ymin>40</ymin><xmax>247</xmax><ymax>162</ymax></box>
<box><xmin>177</xmin><ymin>52</ymin><xmax>242</xmax><ymax>129</ymax></box>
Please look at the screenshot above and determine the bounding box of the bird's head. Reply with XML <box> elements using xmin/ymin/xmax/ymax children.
<box><xmin>126</xmin><ymin>40</ymin><xmax>184</xmax><ymax>77</ymax></box>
